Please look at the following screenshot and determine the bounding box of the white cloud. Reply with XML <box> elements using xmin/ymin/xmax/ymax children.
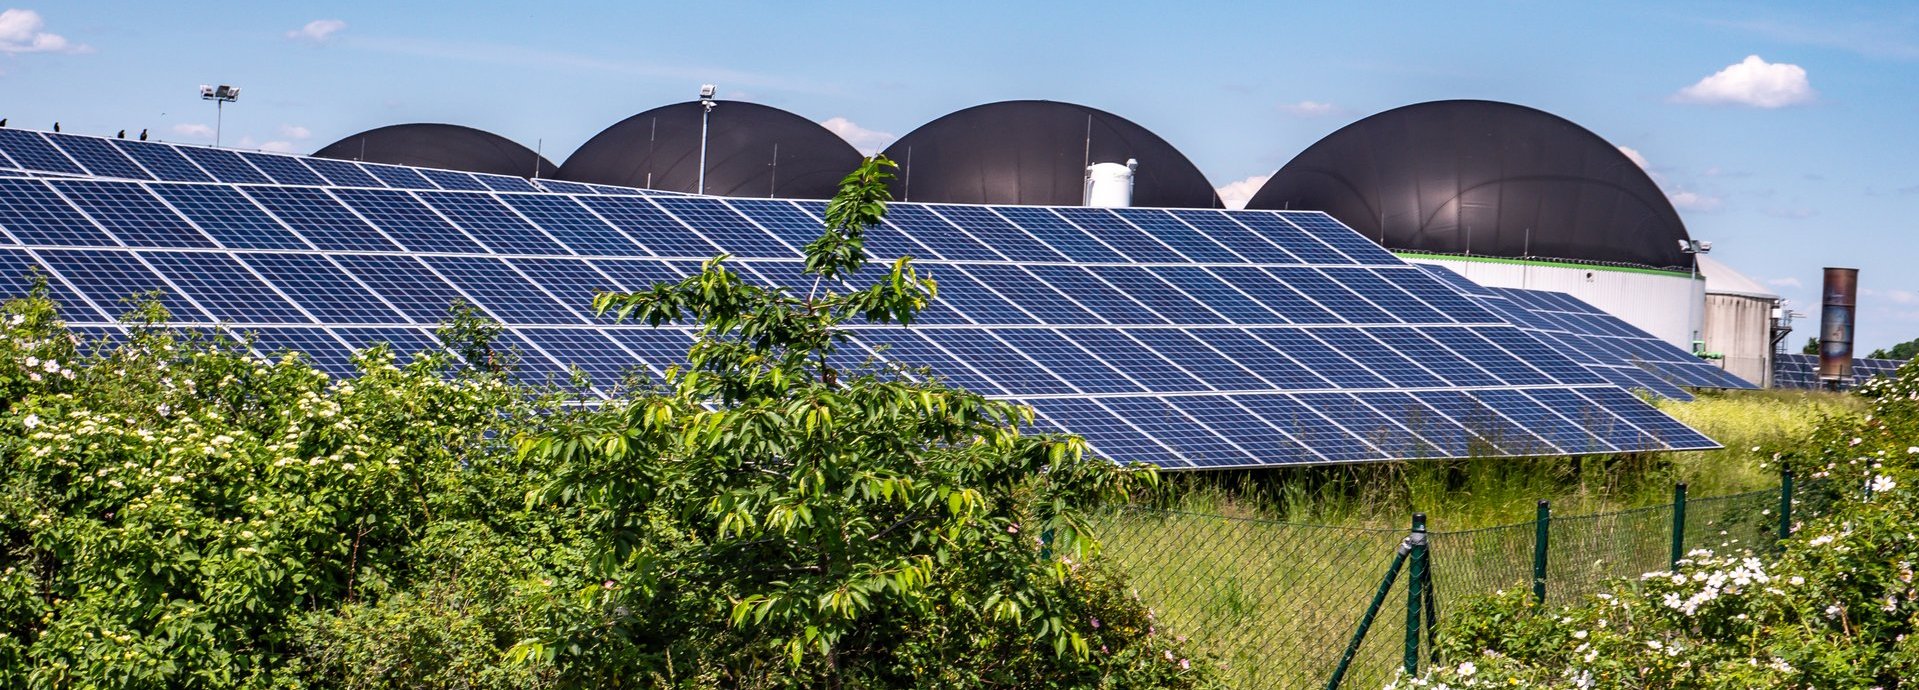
<box><xmin>1668</xmin><ymin>190</ymin><xmax>1724</xmax><ymax>212</ymax></box>
<box><xmin>1278</xmin><ymin>100</ymin><xmax>1340</xmax><ymax>117</ymax></box>
<box><xmin>278</xmin><ymin>124</ymin><xmax>311</xmax><ymax>140</ymax></box>
<box><xmin>819</xmin><ymin>117</ymin><xmax>895</xmax><ymax>155</ymax></box>
<box><xmin>171</xmin><ymin>123</ymin><xmax>215</xmax><ymax>139</ymax></box>
<box><xmin>1617</xmin><ymin>145</ymin><xmax>1650</xmax><ymax>170</ymax></box>
<box><xmin>286</xmin><ymin>19</ymin><xmax>347</xmax><ymax>43</ymax></box>
<box><xmin>1767</xmin><ymin>277</ymin><xmax>1803</xmax><ymax>289</ymax></box>
<box><xmin>0</xmin><ymin>8</ymin><xmax>85</xmax><ymax>54</ymax></box>
<box><xmin>1673</xmin><ymin>55</ymin><xmax>1815</xmax><ymax>108</ymax></box>
<box><xmin>258</xmin><ymin>140</ymin><xmax>298</xmax><ymax>153</ymax></box>
<box><xmin>1215</xmin><ymin>174</ymin><xmax>1271</xmax><ymax>210</ymax></box>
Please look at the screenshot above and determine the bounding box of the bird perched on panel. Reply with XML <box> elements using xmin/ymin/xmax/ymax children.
<box><xmin>117</xmin><ymin>130</ymin><xmax>126</xmax><ymax>139</ymax></box>
<box><xmin>138</xmin><ymin>129</ymin><xmax>148</xmax><ymax>141</ymax></box>
<box><xmin>0</xmin><ymin>118</ymin><xmax>7</xmax><ymax>127</ymax></box>
<box><xmin>52</xmin><ymin>122</ymin><xmax>59</xmax><ymax>132</ymax></box>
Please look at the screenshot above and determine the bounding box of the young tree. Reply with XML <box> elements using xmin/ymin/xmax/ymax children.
<box><xmin>514</xmin><ymin>157</ymin><xmax>1205</xmax><ymax>687</ymax></box>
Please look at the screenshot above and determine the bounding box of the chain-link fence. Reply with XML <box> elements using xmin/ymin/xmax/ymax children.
<box><xmin>1097</xmin><ymin>474</ymin><xmax>1828</xmax><ymax>690</ymax></box>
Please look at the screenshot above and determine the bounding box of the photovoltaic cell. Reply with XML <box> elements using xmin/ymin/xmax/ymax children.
<box><xmin>175</xmin><ymin>147</ymin><xmax>272</xmax><ymax>184</ymax></box>
<box><xmin>980</xmin><ymin>206</ymin><xmax>1106</xmax><ymax>263</ymax></box>
<box><xmin>33</xmin><ymin>249</ymin><xmax>210</xmax><ymax>321</ymax></box>
<box><xmin>499</xmin><ymin>195</ymin><xmax>644</xmax><ymax>255</ymax></box>
<box><xmin>330</xmin><ymin>188</ymin><xmax>484</xmax><ymax>254</ymax></box>
<box><xmin>578</xmin><ymin>196</ymin><xmax>723</xmax><ymax>258</ymax></box>
<box><xmin>652</xmin><ymin>196</ymin><xmax>795</xmax><ymax>258</ymax></box>
<box><xmin>142</xmin><ymin>251</ymin><xmax>309</xmax><ymax>323</ymax></box>
<box><xmin>245</xmin><ymin>253</ymin><xmax>407</xmax><ymax>324</ymax></box>
<box><xmin>149</xmin><ymin>184</ymin><xmax>308</xmax><ymax>250</ymax></box>
<box><xmin>111</xmin><ymin>140</ymin><xmax>213</xmax><ymax>182</ymax></box>
<box><xmin>302</xmin><ymin>158</ymin><xmax>386</xmax><ymax>188</ymax></box>
<box><xmin>418</xmin><ymin>191</ymin><xmax>567</xmax><ymax>254</ymax></box>
<box><xmin>54</xmin><ymin>181</ymin><xmax>216</xmax><ymax>248</ymax></box>
<box><xmin>50</xmin><ymin>136</ymin><xmax>151</xmax><ymax>180</ymax></box>
<box><xmin>243</xmin><ymin>187</ymin><xmax>401</xmax><ymax>251</ymax></box>
<box><xmin>0</xmin><ymin>247</ymin><xmax>108</xmax><ymax>321</ymax></box>
<box><xmin>0</xmin><ymin>178</ymin><xmax>120</xmax><ymax>246</ymax></box>
<box><xmin>0</xmin><ymin>129</ymin><xmax>85</xmax><ymax>175</ymax></box>
<box><xmin>1106</xmin><ymin>208</ymin><xmax>1242</xmax><ymax>263</ymax></box>
<box><xmin>240</xmin><ymin>152</ymin><xmax>328</xmax><ymax>186</ymax></box>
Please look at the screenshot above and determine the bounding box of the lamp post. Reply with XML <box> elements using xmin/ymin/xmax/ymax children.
<box><xmin>1678</xmin><ymin>239</ymin><xmax>1712</xmax><ymax>355</ymax></box>
<box><xmin>697</xmin><ymin>83</ymin><xmax>717</xmax><ymax>195</ymax></box>
<box><xmin>198</xmin><ymin>84</ymin><xmax>240</xmax><ymax>148</ymax></box>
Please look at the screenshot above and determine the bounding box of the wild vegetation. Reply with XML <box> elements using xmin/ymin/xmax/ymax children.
<box><xmin>1399</xmin><ymin>361</ymin><xmax>1919</xmax><ymax>688</ymax></box>
<box><xmin>0</xmin><ymin>158</ymin><xmax>1216</xmax><ymax>689</ymax></box>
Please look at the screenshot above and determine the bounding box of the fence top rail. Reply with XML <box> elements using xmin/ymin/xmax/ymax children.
<box><xmin>1121</xmin><ymin>486</ymin><xmax>1783</xmax><ymax>539</ymax></box>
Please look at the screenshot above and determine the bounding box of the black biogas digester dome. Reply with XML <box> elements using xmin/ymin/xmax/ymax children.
<box><xmin>555</xmin><ymin>101</ymin><xmax>860</xmax><ymax>199</ymax></box>
<box><xmin>881</xmin><ymin>100</ymin><xmax>1221</xmax><ymax>208</ymax></box>
<box><xmin>1248</xmin><ymin>100</ymin><xmax>1691</xmax><ymax>268</ymax></box>
<box><xmin>313</xmin><ymin>124</ymin><xmax>555</xmax><ymax>177</ymax></box>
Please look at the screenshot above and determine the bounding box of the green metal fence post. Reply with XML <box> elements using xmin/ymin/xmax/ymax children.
<box><xmin>1531</xmin><ymin>501</ymin><xmax>1549</xmax><ymax>604</ymax></box>
<box><xmin>1670</xmin><ymin>483</ymin><xmax>1688</xmax><ymax>569</ymax></box>
<box><xmin>1324</xmin><ymin>537</ymin><xmax>1411</xmax><ymax>690</ymax></box>
<box><xmin>1404</xmin><ymin>513</ymin><xmax>1428</xmax><ymax>678</ymax></box>
<box><xmin>1778</xmin><ymin>468</ymin><xmax>1794</xmax><ymax>544</ymax></box>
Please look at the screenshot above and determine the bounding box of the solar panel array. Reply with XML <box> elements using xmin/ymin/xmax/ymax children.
<box><xmin>0</xmin><ymin>128</ymin><xmax>1721</xmax><ymax>469</ymax></box>
<box><xmin>1773</xmin><ymin>353</ymin><xmax>1908</xmax><ymax>389</ymax></box>
<box><xmin>1416</xmin><ymin>264</ymin><xmax>1756</xmax><ymax>401</ymax></box>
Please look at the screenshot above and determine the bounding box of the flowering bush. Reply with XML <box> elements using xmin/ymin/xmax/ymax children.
<box><xmin>1403</xmin><ymin>362</ymin><xmax>1919</xmax><ymax>689</ymax></box>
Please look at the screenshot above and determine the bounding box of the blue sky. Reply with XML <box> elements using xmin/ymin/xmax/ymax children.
<box><xmin>4</xmin><ymin>1</ymin><xmax>1918</xmax><ymax>350</ymax></box>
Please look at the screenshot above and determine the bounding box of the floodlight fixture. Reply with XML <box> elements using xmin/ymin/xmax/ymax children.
<box><xmin>697</xmin><ymin>83</ymin><xmax>719</xmax><ymax>194</ymax></box>
<box><xmin>198</xmin><ymin>83</ymin><xmax>242</xmax><ymax>148</ymax></box>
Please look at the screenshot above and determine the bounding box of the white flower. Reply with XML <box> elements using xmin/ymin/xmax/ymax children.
<box><xmin>1573</xmin><ymin>629</ymin><xmax>1588</xmax><ymax>639</ymax></box>
<box><xmin>41</xmin><ymin>359</ymin><xmax>58</xmax><ymax>373</ymax></box>
<box><xmin>23</xmin><ymin>356</ymin><xmax>38</xmax><ymax>367</ymax></box>
<box><xmin>167</xmin><ymin>475</ymin><xmax>184</xmax><ymax>484</ymax></box>
<box><xmin>1871</xmin><ymin>475</ymin><xmax>1898</xmax><ymax>493</ymax></box>
<box><xmin>21</xmin><ymin>414</ymin><xmax>39</xmax><ymax>430</ymax></box>
<box><xmin>1908</xmin><ymin>446</ymin><xmax>1918</xmax><ymax>455</ymax></box>
<box><xmin>1789</xmin><ymin>576</ymin><xmax>1805</xmax><ymax>586</ymax></box>
<box><xmin>1456</xmin><ymin>661</ymin><xmax>1477</xmax><ymax>677</ymax></box>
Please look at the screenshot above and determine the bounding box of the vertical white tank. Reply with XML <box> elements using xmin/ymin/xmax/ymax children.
<box><xmin>1083</xmin><ymin>158</ymin><xmax>1137</xmax><ymax>207</ymax></box>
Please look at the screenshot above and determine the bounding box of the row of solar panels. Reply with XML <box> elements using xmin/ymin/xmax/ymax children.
<box><xmin>1773</xmin><ymin>353</ymin><xmax>1907</xmax><ymax>389</ymax></box>
<box><xmin>0</xmin><ymin>127</ymin><xmax>647</xmax><ymax>197</ymax></box>
<box><xmin>0</xmin><ymin>127</ymin><xmax>1725</xmax><ymax>467</ymax></box>
<box><xmin>1415</xmin><ymin>264</ymin><xmax>1755</xmax><ymax>400</ymax></box>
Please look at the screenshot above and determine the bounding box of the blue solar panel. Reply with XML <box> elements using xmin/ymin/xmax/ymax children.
<box><xmin>954</xmin><ymin>264</ymin><xmax>1103</xmax><ymax>324</ymax></box>
<box><xmin>1231</xmin><ymin>213</ymin><xmax>1353</xmax><ymax>265</ymax></box>
<box><xmin>149</xmin><ymin>184</ymin><xmax>309</xmax><ymax>250</ymax></box>
<box><xmin>0</xmin><ymin>178</ymin><xmax>119</xmax><ymax>246</ymax></box>
<box><xmin>416</xmin><ymin>168</ymin><xmax>487</xmax><ymax>191</ymax></box>
<box><xmin>991</xmin><ymin>328</ymin><xmax>1141</xmax><ymax>394</ymax></box>
<box><xmin>333</xmin><ymin>254</ymin><xmax>471</xmax><ymax>323</ymax></box>
<box><xmin>32</xmin><ymin>249</ymin><xmax>209</xmax><ymax>321</ymax></box>
<box><xmin>239</xmin><ymin>152</ymin><xmax>328</xmax><ymax>186</ymax></box>
<box><xmin>141</xmin><ymin>251</ymin><xmax>308</xmax><ymax>323</ymax></box>
<box><xmin>980</xmin><ymin>207</ymin><xmax>1106</xmax><ymax>263</ymax></box>
<box><xmin>174</xmin><ymin>147</ymin><xmax>272</xmax><ymax>184</ymax></box>
<box><xmin>50</xmin><ymin>136</ymin><xmax>151</xmax><ymax>180</ymax></box>
<box><xmin>1108</xmin><ymin>208</ymin><xmax>1242</xmax><ymax>263</ymax></box>
<box><xmin>301</xmin><ymin>158</ymin><xmax>386</xmax><ymax>188</ymax></box>
<box><xmin>1148</xmin><ymin>266</ymin><xmax>1284</xmax><ymax>324</ymax></box>
<box><xmin>924</xmin><ymin>205</ymin><xmax>1074</xmax><ymax>260</ymax></box>
<box><xmin>651</xmin><ymin>196</ymin><xmax>796</xmax><ymax>258</ymax></box>
<box><xmin>419</xmin><ymin>192</ymin><xmax>567</xmax><ymax>254</ymax></box>
<box><xmin>333</xmin><ymin>326</ymin><xmax>447</xmax><ymax>367</ymax></box>
<box><xmin>1164</xmin><ymin>210</ymin><xmax>1299</xmax><ymax>263</ymax></box>
<box><xmin>0</xmin><ymin>248</ymin><xmax>108</xmax><ymax>321</ymax></box>
<box><xmin>0</xmin><ymin>129</ymin><xmax>85</xmax><ymax>175</ymax></box>
<box><xmin>246</xmin><ymin>253</ymin><xmax>408</xmax><ymax>324</ymax></box>
<box><xmin>243</xmin><ymin>187</ymin><xmax>401</xmax><ymax>252</ymax></box>
<box><xmin>0</xmin><ymin>139</ymin><xmax>1723</xmax><ymax>468</ymax></box>
<box><xmin>423</xmin><ymin>256</ymin><xmax>582</xmax><ymax>324</ymax></box>
<box><xmin>499</xmin><ymin>194</ymin><xmax>645</xmax><ymax>256</ymax></box>
<box><xmin>361</xmin><ymin>163</ymin><xmax>441</xmax><ymax>190</ymax></box>
<box><xmin>330</xmin><ymin>188</ymin><xmax>484</xmax><ymax>253</ymax></box>
<box><xmin>1028</xmin><ymin>397</ymin><xmax>1184</xmax><ymax>467</ymax></box>
<box><xmin>882</xmin><ymin>204</ymin><xmax>1001</xmax><ymax>261</ymax></box>
<box><xmin>1052</xmin><ymin>207</ymin><xmax>1186</xmax><ymax>263</ymax></box>
<box><xmin>473</xmin><ymin>173</ymin><xmax>539</xmax><ymax>193</ymax></box>
<box><xmin>111</xmin><ymin>140</ymin><xmax>214</xmax><ymax>182</ymax></box>
<box><xmin>578</xmin><ymin>196</ymin><xmax>723</xmax><ymax>258</ymax></box>
<box><xmin>54</xmin><ymin>181</ymin><xmax>216</xmax><ymax>248</ymax></box>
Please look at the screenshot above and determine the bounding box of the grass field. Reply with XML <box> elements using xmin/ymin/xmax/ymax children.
<box><xmin>1094</xmin><ymin>389</ymin><xmax>1858</xmax><ymax>689</ymax></box>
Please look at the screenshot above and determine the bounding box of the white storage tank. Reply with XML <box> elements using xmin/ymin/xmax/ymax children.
<box><xmin>1083</xmin><ymin>159</ymin><xmax>1137</xmax><ymax>208</ymax></box>
<box><xmin>1697</xmin><ymin>255</ymin><xmax>1782</xmax><ymax>387</ymax></box>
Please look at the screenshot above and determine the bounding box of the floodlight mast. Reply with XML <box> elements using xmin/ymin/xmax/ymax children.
<box><xmin>199</xmin><ymin>84</ymin><xmax>241</xmax><ymax>148</ymax></box>
<box><xmin>698</xmin><ymin>84</ymin><xmax>717</xmax><ymax>195</ymax></box>
<box><xmin>1678</xmin><ymin>239</ymin><xmax>1711</xmax><ymax>353</ymax></box>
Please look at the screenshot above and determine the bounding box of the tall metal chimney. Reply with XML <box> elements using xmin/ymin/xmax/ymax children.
<box><xmin>1819</xmin><ymin>267</ymin><xmax>1859</xmax><ymax>386</ymax></box>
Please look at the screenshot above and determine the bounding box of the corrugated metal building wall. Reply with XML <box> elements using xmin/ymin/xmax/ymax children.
<box><xmin>1697</xmin><ymin>255</ymin><xmax>1781</xmax><ymax>388</ymax></box>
